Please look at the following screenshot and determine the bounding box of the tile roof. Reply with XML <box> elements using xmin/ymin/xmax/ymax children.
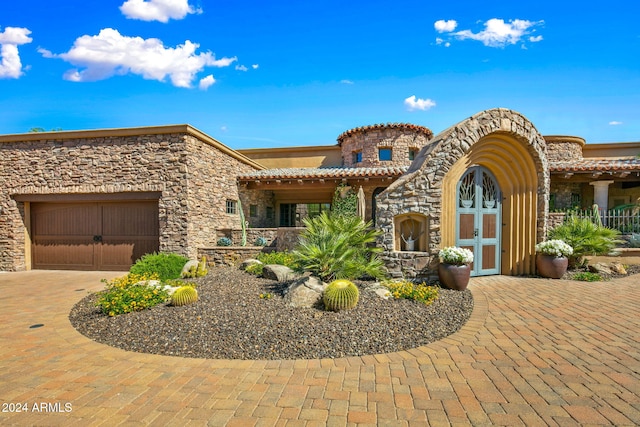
<box><xmin>238</xmin><ymin>159</ymin><xmax>640</xmax><ymax>182</ymax></box>
<box><xmin>238</xmin><ymin>166</ymin><xmax>408</xmax><ymax>181</ymax></box>
<box><xmin>550</xmin><ymin>158</ymin><xmax>640</xmax><ymax>173</ymax></box>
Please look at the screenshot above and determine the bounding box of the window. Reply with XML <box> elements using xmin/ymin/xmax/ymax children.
<box><xmin>266</xmin><ymin>206</ymin><xmax>274</xmax><ymax>219</ymax></box>
<box><xmin>408</xmin><ymin>148</ymin><xmax>417</xmax><ymax>161</ymax></box>
<box><xmin>280</xmin><ymin>204</ymin><xmax>297</xmax><ymax>227</ymax></box>
<box><xmin>307</xmin><ymin>203</ymin><xmax>331</xmax><ymax>218</ymax></box>
<box><xmin>226</xmin><ymin>200</ymin><xmax>237</xmax><ymax>214</ymax></box>
<box><xmin>378</xmin><ymin>147</ymin><xmax>392</xmax><ymax>161</ymax></box>
<box><xmin>249</xmin><ymin>204</ymin><xmax>258</xmax><ymax>217</ymax></box>
<box><xmin>352</xmin><ymin>151</ymin><xmax>362</xmax><ymax>163</ymax></box>
<box><xmin>571</xmin><ymin>193</ymin><xmax>581</xmax><ymax>208</ymax></box>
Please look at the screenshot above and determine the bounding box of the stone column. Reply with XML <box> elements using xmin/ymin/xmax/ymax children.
<box><xmin>590</xmin><ymin>180</ymin><xmax>614</xmax><ymax>211</ymax></box>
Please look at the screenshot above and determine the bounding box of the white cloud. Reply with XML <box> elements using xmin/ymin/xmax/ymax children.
<box><xmin>609</xmin><ymin>121</ymin><xmax>623</xmax><ymax>125</ymax></box>
<box><xmin>199</xmin><ymin>74</ymin><xmax>215</xmax><ymax>90</ymax></box>
<box><xmin>235</xmin><ymin>64</ymin><xmax>248</xmax><ymax>71</ymax></box>
<box><xmin>0</xmin><ymin>27</ymin><xmax>33</xmax><ymax>79</ymax></box>
<box><xmin>529</xmin><ymin>35</ymin><xmax>543</xmax><ymax>42</ymax></box>
<box><xmin>435</xmin><ymin>37</ymin><xmax>451</xmax><ymax>48</ymax></box>
<box><xmin>434</xmin><ymin>20</ymin><xmax>457</xmax><ymax>33</ymax></box>
<box><xmin>452</xmin><ymin>18</ymin><xmax>544</xmax><ymax>48</ymax></box>
<box><xmin>251</xmin><ymin>64</ymin><xmax>259</xmax><ymax>69</ymax></box>
<box><xmin>404</xmin><ymin>95</ymin><xmax>436</xmax><ymax>112</ymax></box>
<box><xmin>340</xmin><ymin>79</ymin><xmax>354</xmax><ymax>84</ymax></box>
<box><xmin>120</xmin><ymin>0</ymin><xmax>200</xmax><ymax>23</ymax></box>
<box><xmin>41</xmin><ymin>28</ymin><xmax>236</xmax><ymax>88</ymax></box>
<box><xmin>220</xmin><ymin>125</ymin><xmax>228</xmax><ymax>132</ymax></box>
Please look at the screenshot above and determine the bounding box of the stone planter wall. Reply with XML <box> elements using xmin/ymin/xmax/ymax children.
<box><xmin>198</xmin><ymin>247</ymin><xmax>269</xmax><ymax>267</ymax></box>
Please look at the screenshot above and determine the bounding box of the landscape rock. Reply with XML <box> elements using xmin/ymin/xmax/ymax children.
<box><xmin>589</xmin><ymin>262</ymin><xmax>613</xmax><ymax>275</ymax></box>
<box><xmin>239</xmin><ymin>259</ymin><xmax>262</xmax><ymax>271</ymax></box>
<box><xmin>262</xmin><ymin>264</ymin><xmax>297</xmax><ymax>281</ymax></box>
<box><xmin>611</xmin><ymin>263</ymin><xmax>627</xmax><ymax>275</ymax></box>
<box><xmin>283</xmin><ymin>276</ymin><xmax>327</xmax><ymax>308</ymax></box>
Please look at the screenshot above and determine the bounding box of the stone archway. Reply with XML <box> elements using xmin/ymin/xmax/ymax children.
<box><xmin>376</xmin><ymin>108</ymin><xmax>549</xmax><ymax>278</ymax></box>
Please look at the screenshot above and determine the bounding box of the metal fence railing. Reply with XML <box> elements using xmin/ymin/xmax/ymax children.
<box><xmin>561</xmin><ymin>208</ymin><xmax>640</xmax><ymax>234</ymax></box>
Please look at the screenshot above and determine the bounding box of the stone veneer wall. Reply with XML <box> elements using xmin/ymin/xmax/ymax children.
<box><xmin>550</xmin><ymin>182</ymin><xmax>583</xmax><ymax>209</ymax></box>
<box><xmin>184</xmin><ymin>134</ymin><xmax>259</xmax><ymax>258</ymax></box>
<box><xmin>376</xmin><ymin>109</ymin><xmax>550</xmax><ymax>278</ymax></box>
<box><xmin>339</xmin><ymin>125</ymin><xmax>433</xmax><ymax>168</ymax></box>
<box><xmin>239</xmin><ymin>189</ymin><xmax>276</xmax><ymax>228</ymax></box>
<box><xmin>544</xmin><ymin>136</ymin><xmax>585</xmax><ymax>162</ymax></box>
<box><xmin>0</xmin><ymin>129</ymin><xmax>260</xmax><ymax>271</ymax></box>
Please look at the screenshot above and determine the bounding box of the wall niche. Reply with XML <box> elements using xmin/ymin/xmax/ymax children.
<box><xmin>394</xmin><ymin>213</ymin><xmax>428</xmax><ymax>252</ymax></box>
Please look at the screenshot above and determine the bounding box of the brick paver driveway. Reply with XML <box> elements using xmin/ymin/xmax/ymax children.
<box><xmin>0</xmin><ymin>270</ymin><xmax>638</xmax><ymax>426</ymax></box>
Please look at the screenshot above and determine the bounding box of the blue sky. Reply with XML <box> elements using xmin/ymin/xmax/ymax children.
<box><xmin>1</xmin><ymin>0</ymin><xmax>638</xmax><ymax>148</ymax></box>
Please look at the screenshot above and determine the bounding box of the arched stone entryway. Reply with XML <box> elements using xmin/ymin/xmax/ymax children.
<box><xmin>376</xmin><ymin>108</ymin><xmax>549</xmax><ymax>278</ymax></box>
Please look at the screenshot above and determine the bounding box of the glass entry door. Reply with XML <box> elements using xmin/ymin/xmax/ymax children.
<box><xmin>456</xmin><ymin>166</ymin><xmax>501</xmax><ymax>276</ymax></box>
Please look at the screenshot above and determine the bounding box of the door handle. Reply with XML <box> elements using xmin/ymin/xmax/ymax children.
<box><xmin>93</xmin><ymin>235</ymin><xmax>103</xmax><ymax>242</ymax></box>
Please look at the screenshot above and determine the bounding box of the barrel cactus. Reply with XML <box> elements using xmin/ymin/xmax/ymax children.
<box><xmin>323</xmin><ymin>279</ymin><xmax>359</xmax><ymax>311</ymax></box>
<box><xmin>196</xmin><ymin>256</ymin><xmax>208</xmax><ymax>277</ymax></box>
<box><xmin>171</xmin><ymin>286</ymin><xmax>198</xmax><ymax>306</ymax></box>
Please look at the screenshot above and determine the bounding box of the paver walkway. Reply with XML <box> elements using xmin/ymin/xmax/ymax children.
<box><xmin>0</xmin><ymin>270</ymin><xmax>638</xmax><ymax>426</ymax></box>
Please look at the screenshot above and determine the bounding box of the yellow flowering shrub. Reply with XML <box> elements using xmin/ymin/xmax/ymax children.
<box><xmin>382</xmin><ymin>280</ymin><xmax>439</xmax><ymax>305</ymax></box>
<box><xmin>96</xmin><ymin>273</ymin><xmax>169</xmax><ymax>316</ymax></box>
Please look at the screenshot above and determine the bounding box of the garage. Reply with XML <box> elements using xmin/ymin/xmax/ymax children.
<box><xmin>30</xmin><ymin>200</ymin><xmax>159</xmax><ymax>271</ymax></box>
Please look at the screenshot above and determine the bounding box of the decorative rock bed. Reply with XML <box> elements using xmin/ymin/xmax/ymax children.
<box><xmin>69</xmin><ymin>267</ymin><xmax>473</xmax><ymax>360</ymax></box>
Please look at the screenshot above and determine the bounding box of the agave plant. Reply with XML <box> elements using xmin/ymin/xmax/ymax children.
<box><xmin>293</xmin><ymin>212</ymin><xmax>385</xmax><ymax>281</ymax></box>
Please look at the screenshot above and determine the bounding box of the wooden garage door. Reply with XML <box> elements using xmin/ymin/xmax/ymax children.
<box><xmin>31</xmin><ymin>201</ymin><xmax>159</xmax><ymax>271</ymax></box>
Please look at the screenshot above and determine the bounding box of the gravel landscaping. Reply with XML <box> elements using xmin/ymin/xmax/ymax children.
<box><xmin>70</xmin><ymin>267</ymin><xmax>474</xmax><ymax>360</ymax></box>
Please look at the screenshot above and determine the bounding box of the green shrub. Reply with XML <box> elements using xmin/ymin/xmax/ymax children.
<box><xmin>572</xmin><ymin>272</ymin><xmax>602</xmax><ymax>282</ymax></box>
<box><xmin>323</xmin><ymin>279</ymin><xmax>359</xmax><ymax>311</ymax></box>
<box><xmin>171</xmin><ymin>286</ymin><xmax>199</xmax><ymax>306</ymax></box>
<box><xmin>331</xmin><ymin>184</ymin><xmax>357</xmax><ymax>217</ymax></box>
<box><xmin>245</xmin><ymin>252</ymin><xmax>296</xmax><ymax>276</ymax></box>
<box><xmin>549</xmin><ymin>215</ymin><xmax>624</xmax><ymax>267</ymax></box>
<box><xmin>293</xmin><ymin>212</ymin><xmax>386</xmax><ymax>281</ymax></box>
<box><xmin>96</xmin><ymin>273</ymin><xmax>169</xmax><ymax>316</ymax></box>
<box><xmin>130</xmin><ymin>252</ymin><xmax>189</xmax><ymax>281</ymax></box>
<box><xmin>245</xmin><ymin>263</ymin><xmax>264</xmax><ymax>276</ymax></box>
<box><xmin>257</xmin><ymin>251</ymin><xmax>297</xmax><ymax>268</ymax></box>
<box><xmin>383</xmin><ymin>280</ymin><xmax>439</xmax><ymax>305</ymax></box>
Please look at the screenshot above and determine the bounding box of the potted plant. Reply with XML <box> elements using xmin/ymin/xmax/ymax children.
<box><xmin>535</xmin><ymin>239</ymin><xmax>573</xmax><ymax>279</ymax></box>
<box><xmin>438</xmin><ymin>246</ymin><xmax>474</xmax><ymax>290</ymax></box>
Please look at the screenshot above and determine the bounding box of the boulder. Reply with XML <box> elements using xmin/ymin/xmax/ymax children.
<box><xmin>239</xmin><ymin>259</ymin><xmax>262</xmax><ymax>271</ymax></box>
<box><xmin>588</xmin><ymin>262</ymin><xmax>613</xmax><ymax>275</ymax></box>
<box><xmin>262</xmin><ymin>264</ymin><xmax>297</xmax><ymax>281</ymax></box>
<box><xmin>611</xmin><ymin>263</ymin><xmax>627</xmax><ymax>275</ymax></box>
<box><xmin>283</xmin><ymin>276</ymin><xmax>327</xmax><ymax>308</ymax></box>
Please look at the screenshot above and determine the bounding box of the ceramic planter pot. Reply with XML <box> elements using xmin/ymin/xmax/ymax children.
<box><xmin>438</xmin><ymin>263</ymin><xmax>471</xmax><ymax>291</ymax></box>
<box><xmin>536</xmin><ymin>254</ymin><xmax>569</xmax><ymax>279</ymax></box>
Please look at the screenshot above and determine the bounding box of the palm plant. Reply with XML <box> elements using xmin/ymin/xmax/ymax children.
<box><xmin>293</xmin><ymin>212</ymin><xmax>386</xmax><ymax>281</ymax></box>
<box><xmin>548</xmin><ymin>215</ymin><xmax>624</xmax><ymax>267</ymax></box>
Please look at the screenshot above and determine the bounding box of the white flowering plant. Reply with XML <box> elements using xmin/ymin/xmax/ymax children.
<box><xmin>535</xmin><ymin>239</ymin><xmax>573</xmax><ymax>257</ymax></box>
<box><xmin>439</xmin><ymin>246</ymin><xmax>474</xmax><ymax>265</ymax></box>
